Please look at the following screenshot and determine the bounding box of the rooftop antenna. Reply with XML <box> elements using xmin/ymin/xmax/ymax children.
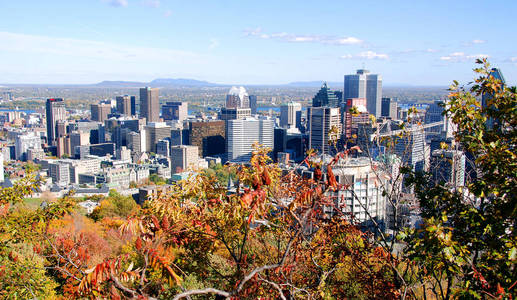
<box><xmin>362</xmin><ymin>62</ymin><xmax>365</xmax><ymax>70</ymax></box>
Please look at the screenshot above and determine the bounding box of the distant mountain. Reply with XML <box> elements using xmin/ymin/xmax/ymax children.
<box><xmin>149</xmin><ymin>78</ymin><xmax>219</xmax><ymax>87</ymax></box>
<box><xmin>92</xmin><ymin>78</ymin><xmax>220</xmax><ymax>88</ymax></box>
<box><xmin>95</xmin><ymin>81</ymin><xmax>146</xmax><ymax>87</ymax></box>
<box><xmin>287</xmin><ymin>81</ymin><xmax>342</xmax><ymax>88</ymax></box>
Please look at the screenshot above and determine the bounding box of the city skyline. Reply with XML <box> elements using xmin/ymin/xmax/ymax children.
<box><xmin>0</xmin><ymin>0</ymin><xmax>516</xmax><ymax>86</ymax></box>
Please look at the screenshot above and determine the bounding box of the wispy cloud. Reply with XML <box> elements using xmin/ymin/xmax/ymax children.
<box><xmin>472</xmin><ymin>39</ymin><xmax>486</xmax><ymax>44</ymax></box>
<box><xmin>244</xmin><ymin>28</ymin><xmax>362</xmax><ymax>45</ymax></box>
<box><xmin>209</xmin><ymin>38</ymin><xmax>219</xmax><ymax>49</ymax></box>
<box><xmin>164</xmin><ymin>10</ymin><xmax>172</xmax><ymax>17</ymax></box>
<box><xmin>105</xmin><ymin>0</ymin><xmax>128</xmax><ymax>7</ymax></box>
<box><xmin>440</xmin><ymin>52</ymin><xmax>489</xmax><ymax>62</ymax></box>
<box><xmin>0</xmin><ymin>31</ymin><xmax>199</xmax><ymax>63</ymax></box>
<box><xmin>341</xmin><ymin>51</ymin><xmax>389</xmax><ymax>60</ymax></box>
<box><xmin>142</xmin><ymin>0</ymin><xmax>160</xmax><ymax>8</ymax></box>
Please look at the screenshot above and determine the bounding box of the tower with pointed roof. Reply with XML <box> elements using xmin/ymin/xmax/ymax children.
<box><xmin>312</xmin><ymin>82</ymin><xmax>340</xmax><ymax>107</ymax></box>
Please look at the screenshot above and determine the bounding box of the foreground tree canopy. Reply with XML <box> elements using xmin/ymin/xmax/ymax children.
<box><xmin>0</xmin><ymin>60</ymin><xmax>515</xmax><ymax>299</ymax></box>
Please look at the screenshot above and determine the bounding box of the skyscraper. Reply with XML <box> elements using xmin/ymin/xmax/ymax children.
<box><xmin>219</xmin><ymin>107</ymin><xmax>251</xmax><ymax>120</ymax></box>
<box><xmin>430</xmin><ymin>149</ymin><xmax>465</xmax><ymax>187</ymax></box>
<box><xmin>226</xmin><ymin>86</ymin><xmax>250</xmax><ymax>108</ymax></box>
<box><xmin>381</xmin><ymin>97</ymin><xmax>398</xmax><ymax>119</ymax></box>
<box><xmin>46</xmin><ymin>98</ymin><xmax>66</xmax><ymax>146</ymax></box>
<box><xmin>280</xmin><ymin>102</ymin><xmax>302</xmax><ymax>129</ymax></box>
<box><xmin>227</xmin><ymin>116</ymin><xmax>274</xmax><ymax>162</ymax></box>
<box><xmin>481</xmin><ymin>68</ymin><xmax>505</xmax><ymax>109</ymax></box>
<box><xmin>130</xmin><ymin>96</ymin><xmax>137</xmax><ymax>116</ymax></box>
<box><xmin>342</xmin><ymin>98</ymin><xmax>369</xmax><ymax>138</ymax></box>
<box><xmin>116</xmin><ymin>95</ymin><xmax>132</xmax><ymax>116</ymax></box>
<box><xmin>249</xmin><ymin>95</ymin><xmax>258</xmax><ymax>114</ymax></box>
<box><xmin>188</xmin><ymin>120</ymin><xmax>226</xmax><ymax>157</ymax></box>
<box><xmin>140</xmin><ymin>87</ymin><xmax>160</xmax><ymax>123</ymax></box>
<box><xmin>312</xmin><ymin>82</ymin><xmax>339</xmax><ymax>107</ymax></box>
<box><xmin>162</xmin><ymin>101</ymin><xmax>188</xmax><ymax>121</ymax></box>
<box><xmin>91</xmin><ymin>103</ymin><xmax>111</xmax><ymax>122</ymax></box>
<box><xmin>145</xmin><ymin>122</ymin><xmax>171</xmax><ymax>153</ymax></box>
<box><xmin>344</xmin><ymin>70</ymin><xmax>382</xmax><ymax>117</ymax></box>
<box><xmin>308</xmin><ymin>107</ymin><xmax>341</xmax><ymax>155</ymax></box>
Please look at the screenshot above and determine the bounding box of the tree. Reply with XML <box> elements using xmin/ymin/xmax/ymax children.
<box><xmin>400</xmin><ymin>59</ymin><xmax>516</xmax><ymax>299</ymax></box>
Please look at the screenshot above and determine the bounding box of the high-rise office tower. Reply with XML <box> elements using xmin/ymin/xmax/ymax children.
<box><xmin>430</xmin><ymin>149</ymin><xmax>465</xmax><ymax>187</ymax></box>
<box><xmin>308</xmin><ymin>107</ymin><xmax>341</xmax><ymax>155</ymax></box>
<box><xmin>342</xmin><ymin>98</ymin><xmax>369</xmax><ymax>138</ymax></box>
<box><xmin>188</xmin><ymin>120</ymin><xmax>226</xmax><ymax>157</ymax></box>
<box><xmin>91</xmin><ymin>103</ymin><xmax>111</xmax><ymax>122</ymax></box>
<box><xmin>249</xmin><ymin>95</ymin><xmax>258</xmax><ymax>114</ymax></box>
<box><xmin>116</xmin><ymin>95</ymin><xmax>132</xmax><ymax>116</ymax></box>
<box><xmin>219</xmin><ymin>107</ymin><xmax>251</xmax><ymax>120</ymax></box>
<box><xmin>46</xmin><ymin>98</ymin><xmax>66</xmax><ymax>146</ymax></box>
<box><xmin>481</xmin><ymin>68</ymin><xmax>505</xmax><ymax>109</ymax></box>
<box><xmin>280</xmin><ymin>102</ymin><xmax>302</xmax><ymax>129</ymax></box>
<box><xmin>344</xmin><ymin>69</ymin><xmax>382</xmax><ymax>117</ymax></box>
<box><xmin>394</xmin><ymin>125</ymin><xmax>426</xmax><ymax>172</ymax></box>
<box><xmin>70</xmin><ymin>131</ymin><xmax>90</xmax><ymax>158</ymax></box>
<box><xmin>145</xmin><ymin>122</ymin><xmax>171</xmax><ymax>153</ymax></box>
<box><xmin>312</xmin><ymin>82</ymin><xmax>339</xmax><ymax>107</ymax></box>
<box><xmin>226</xmin><ymin>86</ymin><xmax>250</xmax><ymax>108</ymax></box>
<box><xmin>162</xmin><ymin>102</ymin><xmax>188</xmax><ymax>121</ymax></box>
<box><xmin>130</xmin><ymin>96</ymin><xmax>137</xmax><ymax>116</ymax></box>
<box><xmin>227</xmin><ymin>116</ymin><xmax>274</xmax><ymax>162</ymax></box>
<box><xmin>381</xmin><ymin>97</ymin><xmax>398</xmax><ymax>119</ymax></box>
<box><xmin>140</xmin><ymin>87</ymin><xmax>160</xmax><ymax>123</ymax></box>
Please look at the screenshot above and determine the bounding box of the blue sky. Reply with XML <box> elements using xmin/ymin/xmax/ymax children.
<box><xmin>0</xmin><ymin>0</ymin><xmax>515</xmax><ymax>85</ymax></box>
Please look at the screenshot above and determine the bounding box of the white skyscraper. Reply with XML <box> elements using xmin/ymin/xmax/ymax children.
<box><xmin>227</xmin><ymin>116</ymin><xmax>274</xmax><ymax>162</ymax></box>
<box><xmin>344</xmin><ymin>69</ymin><xmax>382</xmax><ymax>117</ymax></box>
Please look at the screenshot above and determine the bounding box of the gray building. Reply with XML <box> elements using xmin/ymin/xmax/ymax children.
<box><xmin>381</xmin><ymin>97</ymin><xmax>398</xmax><ymax>119</ymax></box>
<box><xmin>280</xmin><ymin>102</ymin><xmax>302</xmax><ymax>129</ymax></box>
<box><xmin>116</xmin><ymin>95</ymin><xmax>132</xmax><ymax>116</ymax></box>
<box><xmin>140</xmin><ymin>87</ymin><xmax>160</xmax><ymax>123</ymax></box>
<box><xmin>430</xmin><ymin>149</ymin><xmax>465</xmax><ymax>187</ymax></box>
<box><xmin>249</xmin><ymin>95</ymin><xmax>257</xmax><ymax>114</ymax></box>
<box><xmin>49</xmin><ymin>162</ymin><xmax>70</xmax><ymax>186</ymax></box>
<box><xmin>145</xmin><ymin>122</ymin><xmax>171</xmax><ymax>153</ymax></box>
<box><xmin>344</xmin><ymin>69</ymin><xmax>382</xmax><ymax>117</ymax></box>
<box><xmin>219</xmin><ymin>107</ymin><xmax>251</xmax><ymax>121</ymax></box>
<box><xmin>308</xmin><ymin>107</ymin><xmax>341</xmax><ymax>155</ymax></box>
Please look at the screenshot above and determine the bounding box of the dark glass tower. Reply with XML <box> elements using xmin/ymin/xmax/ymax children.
<box><xmin>312</xmin><ymin>82</ymin><xmax>339</xmax><ymax>107</ymax></box>
<box><xmin>45</xmin><ymin>98</ymin><xmax>66</xmax><ymax>146</ymax></box>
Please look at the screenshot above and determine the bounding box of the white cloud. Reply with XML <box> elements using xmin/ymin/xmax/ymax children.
<box><xmin>106</xmin><ymin>0</ymin><xmax>128</xmax><ymax>7</ymax></box>
<box><xmin>341</xmin><ymin>51</ymin><xmax>389</xmax><ymax>60</ymax></box>
<box><xmin>142</xmin><ymin>0</ymin><xmax>160</xmax><ymax>8</ymax></box>
<box><xmin>244</xmin><ymin>28</ymin><xmax>363</xmax><ymax>45</ymax></box>
<box><xmin>472</xmin><ymin>39</ymin><xmax>486</xmax><ymax>44</ymax></box>
<box><xmin>0</xmin><ymin>31</ymin><xmax>199</xmax><ymax>63</ymax></box>
<box><xmin>440</xmin><ymin>52</ymin><xmax>489</xmax><ymax>62</ymax></box>
<box><xmin>164</xmin><ymin>10</ymin><xmax>172</xmax><ymax>17</ymax></box>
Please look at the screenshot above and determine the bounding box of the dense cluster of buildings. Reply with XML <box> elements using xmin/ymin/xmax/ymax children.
<box><xmin>0</xmin><ymin>67</ymin><xmax>502</xmax><ymax>232</ymax></box>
